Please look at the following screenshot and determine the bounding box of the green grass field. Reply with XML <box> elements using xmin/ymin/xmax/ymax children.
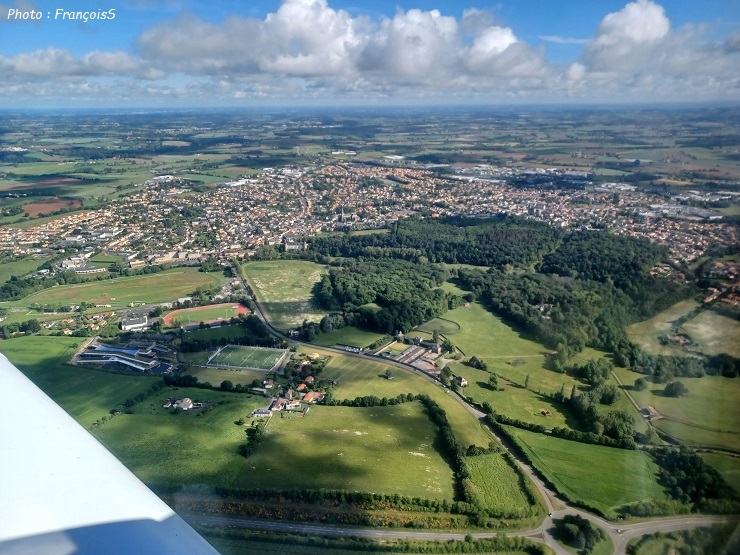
<box><xmin>466</xmin><ymin>453</ymin><xmax>538</xmax><ymax>515</ymax></box>
<box><xmin>682</xmin><ymin>310</ymin><xmax>740</xmax><ymax>358</ymax></box>
<box><xmin>183</xmin><ymin>324</ymin><xmax>250</xmax><ymax>343</ymax></box>
<box><xmin>299</xmin><ymin>347</ymin><xmax>493</xmax><ymax>449</ymax></box>
<box><xmin>701</xmin><ymin>453</ymin><xmax>740</xmax><ymax>492</ymax></box>
<box><xmin>186</xmin><ymin>367</ymin><xmax>267</xmax><ymax>388</ymax></box>
<box><xmin>0</xmin><ymin>257</ymin><xmax>43</xmax><ymax>283</ymax></box>
<box><xmin>449</xmin><ymin>361</ymin><xmax>577</xmax><ymax>430</ymax></box>
<box><xmin>626</xmin><ymin>299</ymin><xmax>700</xmax><ymax>356</ymax></box>
<box><xmin>3</xmin><ymin>268</ymin><xmax>225</xmax><ymax>308</ymax></box>
<box><xmin>166</xmin><ymin>304</ymin><xmax>244</xmax><ymax>327</ymax></box>
<box><xmin>241</xmin><ymin>260</ymin><xmax>328</xmax><ymax>328</ymax></box>
<box><xmin>312</xmin><ymin>326</ymin><xmax>386</xmax><ymax>348</ymax></box>
<box><xmin>443</xmin><ymin>301</ymin><xmax>552</xmax><ymax>358</ymax></box>
<box><xmin>95</xmin><ymin>387</ymin><xmax>261</xmax><ymax>488</ymax></box>
<box><xmin>233</xmin><ymin>404</ymin><xmax>456</xmax><ymax>500</ymax></box>
<box><xmin>613</xmin><ymin>367</ymin><xmax>740</xmax><ymax>451</ymax></box>
<box><xmin>506</xmin><ymin>426</ymin><xmax>666</xmax><ymax>518</ymax></box>
<box><xmin>1</xmin><ymin>336</ymin><xmax>160</xmax><ymax>428</ymax></box>
<box><xmin>208</xmin><ymin>345</ymin><xmax>286</xmax><ymax>370</ymax></box>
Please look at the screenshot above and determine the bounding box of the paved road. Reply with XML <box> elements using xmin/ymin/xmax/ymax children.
<box><xmin>229</xmin><ymin>261</ymin><xmax>740</xmax><ymax>553</ymax></box>
<box><xmin>185</xmin><ymin>513</ymin><xmax>738</xmax><ymax>555</ymax></box>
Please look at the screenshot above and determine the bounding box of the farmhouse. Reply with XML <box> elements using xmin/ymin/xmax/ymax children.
<box><xmin>453</xmin><ymin>376</ymin><xmax>468</xmax><ymax>387</ymax></box>
<box><xmin>302</xmin><ymin>392</ymin><xmax>325</xmax><ymax>404</ymax></box>
<box><xmin>173</xmin><ymin>398</ymin><xmax>194</xmax><ymax>410</ymax></box>
<box><xmin>252</xmin><ymin>408</ymin><xmax>272</xmax><ymax>418</ymax></box>
<box><xmin>269</xmin><ymin>398</ymin><xmax>287</xmax><ymax>411</ymax></box>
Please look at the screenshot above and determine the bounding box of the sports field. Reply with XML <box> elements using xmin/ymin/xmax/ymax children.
<box><xmin>505</xmin><ymin>426</ymin><xmax>667</xmax><ymax>518</ymax></box>
<box><xmin>5</xmin><ymin>268</ymin><xmax>225</xmax><ymax>308</ymax></box>
<box><xmin>164</xmin><ymin>303</ymin><xmax>248</xmax><ymax>328</ymax></box>
<box><xmin>207</xmin><ymin>345</ymin><xmax>286</xmax><ymax>371</ymax></box>
<box><xmin>233</xmin><ymin>404</ymin><xmax>456</xmax><ymax>500</ymax></box>
<box><xmin>240</xmin><ymin>260</ymin><xmax>327</xmax><ymax>328</ymax></box>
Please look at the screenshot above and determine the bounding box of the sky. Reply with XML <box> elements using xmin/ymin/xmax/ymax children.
<box><xmin>0</xmin><ymin>0</ymin><xmax>738</xmax><ymax>107</ymax></box>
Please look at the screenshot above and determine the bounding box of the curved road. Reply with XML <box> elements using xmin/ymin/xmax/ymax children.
<box><xmin>230</xmin><ymin>262</ymin><xmax>739</xmax><ymax>554</ymax></box>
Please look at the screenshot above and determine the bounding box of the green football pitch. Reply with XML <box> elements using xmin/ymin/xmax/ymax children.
<box><xmin>207</xmin><ymin>345</ymin><xmax>286</xmax><ymax>371</ymax></box>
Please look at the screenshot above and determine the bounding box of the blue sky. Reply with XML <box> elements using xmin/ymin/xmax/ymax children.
<box><xmin>1</xmin><ymin>0</ymin><xmax>738</xmax><ymax>107</ymax></box>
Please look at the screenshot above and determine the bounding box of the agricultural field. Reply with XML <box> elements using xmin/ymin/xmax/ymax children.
<box><xmin>95</xmin><ymin>387</ymin><xmax>261</xmax><ymax>488</ymax></box>
<box><xmin>701</xmin><ymin>453</ymin><xmax>740</xmax><ymax>492</ymax></box>
<box><xmin>466</xmin><ymin>453</ymin><xmax>539</xmax><ymax>515</ymax></box>
<box><xmin>312</xmin><ymin>326</ymin><xmax>386</xmax><ymax>348</ymax></box>
<box><xmin>1</xmin><ymin>335</ymin><xmax>160</xmax><ymax>428</ymax></box>
<box><xmin>241</xmin><ymin>260</ymin><xmax>328</xmax><ymax>328</ymax></box>
<box><xmin>682</xmin><ymin>310</ymin><xmax>740</xmax><ymax>358</ymax></box>
<box><xmin>233</xmin><ymin>404</ymin><xmax>456</xmax><ymax>501</ymax></box>
<box><xmin>300</xmin><ymin>347</ymin><xmax>492</xmax><ymax>449</ymax></box>
<box><xmin>626</xmin><ymin>299</ymin><xmax>700</xmax><ymax>356</ymax></box>
<box><xmin>3</xmin><ymin>268</ymin><xmax>225</xmax><ymax>308</ymax></box>
<box><xmin>164</xmin><ymin>303</ymin><xmax>248</xmax><ymax>328</ymax></box>
<box><xmin>505</xmin><ymin>426</ymin><xmax>667</xmax><ymax>518</ymax></box>
<box><xmin>613</xmin><ymin>367</ymin><xmax>740</xmax><ymax>451</ymax></box>
<box><xmin>207</xmin><ymin>345</ymin><xmax>287</xmax><ymax>371</ymax></box>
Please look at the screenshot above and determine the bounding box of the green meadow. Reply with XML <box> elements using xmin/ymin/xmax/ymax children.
<box><xmin>95</xmin><ymin>387</ymin><xmax>260</xmax><ymax>488</ymax></box>
<box><xmin>0</xmin><ymin>256</ymin><xmax>44</xmax><ymax>283</ymax></box>
<box><xmin>701</xmin><ymin>453</ymin><xmax>740</xmax><ymax>493</ymax></box>
<box><xmin>312</xmin><ymin>326</ymin><xmax>386</xmax><ymax>348</ymax></box>
<box><xmin>1</xmin><ymin>335</ymin><xmax>159</xmax><ymax>428</ymax></box>
<box><xmin>5</xmin><ymin>268</ymin><xmax>224</xmax><ymax>308</ymax></box>
<box><xmin>234</xmin><ymin>404</ymin><xmax>456</xmax><ymax>500</ymax></box>
<box><xmin>466</xmin><ymin>453</ymin><xmax>540</xmax><ymax>515</ymax></box>
<box><xmin>298</xmin><ymin>346</ymin><xmax>493</xmax><ymax>449</ymax></box>
<box><xmin>613</xmin><ymin>367</ymin><xmax>740</xmax><ymax>451</ymax></box>
<box><xmin>505</xmin><ymin>426</ymin><xmax>666</xmax><ymax>518</ymax></box>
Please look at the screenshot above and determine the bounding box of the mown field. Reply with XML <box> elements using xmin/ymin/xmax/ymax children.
<box><xmin>682</xmin><ymin>310</ymin><xmax>740</xmax><ymax>358</ymax></box>
<box><xmin>4</xmin><ymin>268</ymin><xmax>225</xmax><ymax>308</ymax></box>
<box><xmin>1</xmin><ymin>335</ymin><xmax>160</xmax><ymax>428</ymax></box>
<box><xmin>185</xmin><ymin>366</ymin><xmax>268</xmax><ymax>388</ymax></box>
<box><xmin>613</xmin><ymin>367</ymin><xmax>740</xmax><ymax>451</ymax></box>
<box><xmin>298</xmin><ymin>346</ymin><xmax>493</xmax><ymax>449</ymax></box>
<box><xmin>505</xmin><ymin>426</ymin><xmax>666</xmax><ymax>518</ymax></box>
<box><xmin>233</xmin><ymin>404</ymin><xmax>456</xmax><ymax>500</ymax></box>
<box><xmin>443</xmin><ymin>301</ymin><xmax>551</xmax><ymax>358</ymax></box>
<box><xmin>626</xmin><ymin>299</ymin><xmax>700</xmax><ymax>356</ymax></box>
<box><xmin>208</xmin><ymin>345</ymin><xmax>285</xmax><ymax>370</ymax></box>
<box><xmin>466</xmin><ymin>453</ymin><xmax>538</xmax><ymax>515</ymax></box>
<box><xmin>312</xmin><ymin>326</ymin><xmax>386</xmax><ymax>348</ymax></box>
<box><xmin>241</xmin><ymin>260</ymin><xmax>328</xmax><ymax>328</ymax></box>
<box><xmin>95</xmin><ymin>387</ymin><xmax>260</xmax><ymax>488</ymax></box>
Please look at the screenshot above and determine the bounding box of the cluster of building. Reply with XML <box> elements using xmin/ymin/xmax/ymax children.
<box><xmin>0</xmin><ymin>162</ymin><xmax>736</xmax><ymax>279</ymax></box>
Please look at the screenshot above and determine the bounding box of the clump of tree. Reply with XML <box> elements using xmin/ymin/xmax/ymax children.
<box><xmin>664</xmin><ymin>381</ymin><xmax>688</xmax><ymax>397</ymax></box>
<box><xmin>553</xmin><ymin>514</ymin><xmax>607</xmax><ymax>554</ymax></box>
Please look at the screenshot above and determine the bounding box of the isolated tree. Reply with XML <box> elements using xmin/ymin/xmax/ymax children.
<box><xmin>524</xmin><ymin>374</ymin><xmax>530</xmax><ymax>390</ymax></box>
<box><xmin>634</xmin><ymin>377</ymin><xmax>648</xmax><ymax>391</ymax></box>
<box><xmin>432</xmin><ymin>329</ymin><xmax>440</xmax><ymax>344</ymax></box>
<box><xmin>488</xmin><ymin>374</ymin><xmax>498</xmax><ymax>389</ymax></box>
<box><xmin>664</xmin><ymin>381</ymin><xmax>688</xmax><ymax>397</ymax></box>
<box><xmin>220</xmin><ymin>380</ymin><xmax>234</xmax><ymax>391</ymax></box>
<box><xmin>385</xmin><ymin>369</ymin><xmax>393</xmax><ymax>380</ymax></box>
